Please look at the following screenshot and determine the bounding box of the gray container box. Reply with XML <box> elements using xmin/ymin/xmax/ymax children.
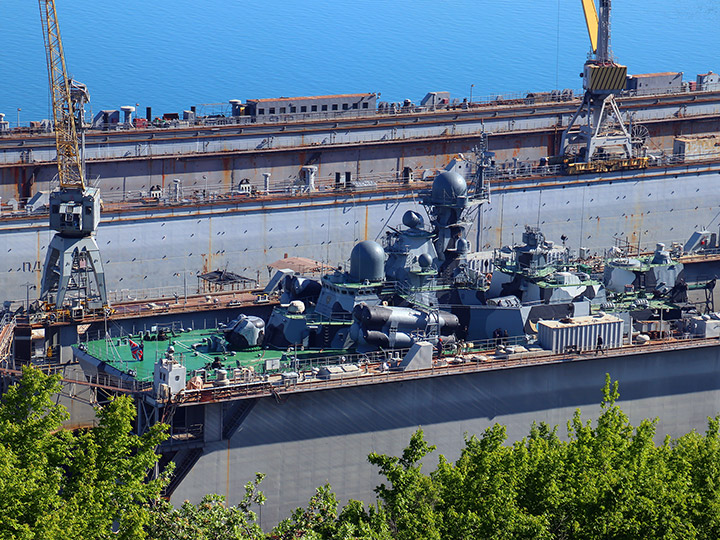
<box><xmin>538</xmin><ymin>314</ymin><xmax>624</xmax><ymax>353</ymax></box>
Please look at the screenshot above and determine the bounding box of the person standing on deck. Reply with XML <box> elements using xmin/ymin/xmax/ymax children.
<box><xmin>596</xmin><ymin>334</ymin><xmax>604</xmax><ymax>355</ymax></box>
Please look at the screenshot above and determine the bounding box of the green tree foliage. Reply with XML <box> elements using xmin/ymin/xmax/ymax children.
<box><xmin>271</xmin><ymin>485</ymin><xmax>341</xmax><ymax>540</ymax></box>
<box><xmin>283</xmin><ymin>374</ymin><xmax>720</xmax><ymax>539</ymax></box>
<box><xmin>7</xmin><ymin>366</ymin><xmax>720</xmax><ymax>540</ymax></box>
<box><xmin>0</xmin><ymin>365</ymin><xmax>169</xmax><ymax>540</ymax></box>
<box><xmin>147</xmin><ymin>474</ymin><xmax>266</xmax><ymax>540</ymax></box>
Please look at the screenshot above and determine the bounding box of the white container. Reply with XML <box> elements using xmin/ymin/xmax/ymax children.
<box><xmin>538</xmin><ymin>314</ymin><xmax>624</xmax><ymax>354</ymax></box>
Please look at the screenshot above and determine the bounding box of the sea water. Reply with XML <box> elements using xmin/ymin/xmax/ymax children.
<box><xmin>1</xmin><ymin>0</ymin><xmax>719</xmax><ymax>124</ymax></box>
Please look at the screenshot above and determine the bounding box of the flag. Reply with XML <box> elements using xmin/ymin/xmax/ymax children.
<box><xmin>129</xmin><ymin>339</ymin><xmax>143</xmax><ymax>361</ymax></box>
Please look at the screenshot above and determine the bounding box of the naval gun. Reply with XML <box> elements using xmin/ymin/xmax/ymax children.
<box><xmin>559</xmin><ymin>0</ymin><xmax>648</xmax><ymax>173</ymax></box>
<box><xmin>38</xmin><ymin>0</ymin><xmax>108</xmax><ymax>316</ymax></box>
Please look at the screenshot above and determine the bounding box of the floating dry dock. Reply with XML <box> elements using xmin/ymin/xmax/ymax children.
<box><xmin>66</xmin><ymin>319</ymin><xmax>720</xmax><ymax>527</ymax></box>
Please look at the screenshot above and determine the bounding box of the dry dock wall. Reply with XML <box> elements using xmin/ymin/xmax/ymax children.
<box><xmin>173</xmin><ymin>342</ymin><xmax>720</xmax><ymax>528</ymax></box>
<box><xmin>1</xmin><ymin>92</ymin><xmax>718</xmax><ymax>202</ymax></box>
<box><xmin>4</xmin><ymin>161</ymin><xmax>720</xmax><ymax>305</ymax></box>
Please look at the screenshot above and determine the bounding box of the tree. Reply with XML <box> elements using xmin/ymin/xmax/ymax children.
<box><xmin>271</xmin><ymin>484</ymin><xmax>340</xmax><ymax>540</ymax></box>
<box><xmin>147</xmin><ymin>474</ymin><xmax>266</xmax><ymax>540</ymax></box>
<box><xmin>0</xmin><ymin>365</ymin><xmax>169</xmax><ymax>540</ymax></box>
<box><xmin>428</xmin><ymin>374</ymin><xmax>720</xmax><ymax>539</ymax></box>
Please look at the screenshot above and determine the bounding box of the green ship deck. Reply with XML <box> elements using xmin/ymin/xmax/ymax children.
<box><xmin>76</xmin><ymin>327</ymin><xmax>346</xmax><ymax>383</ymax></box>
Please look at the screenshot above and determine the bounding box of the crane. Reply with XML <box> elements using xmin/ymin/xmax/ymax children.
<box><xmin>38</xmin><ymin>0</ymin><xmax>84</xmax><ymax>190</ymax></box>
<box><xmin>38</xmin><ymin>0</ymin><xmax>108</xmax><ymax>316</ymax></box>
<box><xmin>559</xmin><ymin>0</ymin><xmax>646</xmax><ymax>171</ymax></box>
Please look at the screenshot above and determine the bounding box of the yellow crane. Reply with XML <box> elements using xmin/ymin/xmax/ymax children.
<box><xmin>559</xmin><ymin>0</ymin><xmax>646</xmax><ymax>171</ymax></box>
<box><xmin>38</xmin><ymin>0</ymin><xmax>108</xmax><ymax>315</ymax></box>
<box><xmin>38</xmin><ymin>0</ymin><xmax>85</xmax><ymax>190</ymax></box>
<box><xmin>580</xmin><ymin>0</ymin><xmax>600</xmax><ymax>56</ymax></box>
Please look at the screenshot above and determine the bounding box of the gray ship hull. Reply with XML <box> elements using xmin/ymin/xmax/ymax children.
<box><xmin>3</xmin><ymin>161</ymin><xmax>720</xmax><ymax>306</ymax></box>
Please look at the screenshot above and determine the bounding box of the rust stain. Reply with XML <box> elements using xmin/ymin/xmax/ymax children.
<box><xmin>226</xmin><ymin>439</ymin><xmax>231</xmax><ymax>501</ymax></box>
<box><xmin>364</xmin><ymin>206</ymin><xmax>369</xmax><ymax>241</ymax></box>
<box><xmin>221</xmin><ymin>156</ymin><xmax>232</xmax><ymax>190</ymax></box>
<box><xmin>207</xmin><ymin>217</ymin><xmax>213</xmax><ymax>271</ymax></box>
<box><xmin>548</xmin><ymin>132</ymin><xmax>557</xmax><ymax>157</ymax></box>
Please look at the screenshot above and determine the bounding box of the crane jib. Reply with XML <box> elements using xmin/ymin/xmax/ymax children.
<box><xmin>38</xmin><ymin>0</ymin><xmax>85</xmax><ymax>191</ymax></box>
<box><xmin>580</xmin><ymin>0</ymin><xmax>599</xmax><ymax>54</ymax></box>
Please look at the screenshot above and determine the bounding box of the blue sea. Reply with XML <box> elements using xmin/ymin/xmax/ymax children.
<box><xmin>2</xmin><ymin>0</ymin><xmax>719</xmax><ymax>124</ymax></box>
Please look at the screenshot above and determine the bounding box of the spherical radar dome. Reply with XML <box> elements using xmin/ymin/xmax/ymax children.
<box><xmin>350</xmin><ymin>240</ymin><xmax>385</xmax><ymax>282</ymax></box>
<box><xmin>431</xmin><ymin>171</ymin><xmax>468</xmax><ymax>203</ymax></box>
<box><xmin>418</xmin><ymin>253</ymin><xmax>433</xmax><ymax>269</ymax></box>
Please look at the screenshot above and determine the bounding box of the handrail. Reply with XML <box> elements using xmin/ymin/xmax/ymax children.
<box><xmin>166</xmin><ymin>334</ymin><xmax>720</xmax><ymax>406</ymax></box>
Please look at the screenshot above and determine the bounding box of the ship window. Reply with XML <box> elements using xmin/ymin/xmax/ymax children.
<box><xmin>290</xmin><ymin>106</ymin><xmax>296</xmax><ymax>113</ymax></box>
<box><xmin>280</xmin><ymin>107</ymin><xmax>286</xmax><ymax>113</ymax></box>
<box><xmin>321</xmin><ymin>105</ymin><xmax>328</xmax><ymax>111</ymax></box>
<box><xmin>362</xmin><ymin>102</ymin><xmax>369</xmax><ymax>109</ymax></box>
<box><xmin>352</xmin><ymin>103</ymin><xmax>358</xmax><ymax>109</ymax></box>
<box><xmin>332</xmin><ymin>104</ymin><xmax>338</xmax><ymax>111</ymax></box>
<box><xmin>311</xmin><ymin>105</ymin><xmax>317</xmax><ymax>112</ymax></box>
<box><xmin>258</xmin><ymin>108</ymin><xmax>265</xmax><ymax>115</ymax></box>
<box><xmin>301</xmin><ymin>106</ymin><xmax>307</xmax><ymax>112</ymax></box>
<box><xmin>85</xmin><ymin>206</ymin><xmax>92</xmax><ymax>214</ymax></box>
<box><xmin>342</xmin><ymin>103</ymin><xmax>349</xmax><ymax>110</ymax></box>
<box><xmin>269</xmin><ymin>107</ymin><xmax>276</xmax><ymax>114</ymax></box>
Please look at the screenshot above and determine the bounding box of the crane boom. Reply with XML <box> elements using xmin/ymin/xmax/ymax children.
<box><xmin>580</xmin><ymin>0</ymin><xmax>599</xmax><ymax>54</ymax></box>
<box><xmin>38</xmin><ymin>0</ymin><xmax>85</xmax><ymax>190</ymax></box>
<box><xmin>38</xmin><ymin>0</ymin><xmax>108</xmax><ymax>312</ymax></box>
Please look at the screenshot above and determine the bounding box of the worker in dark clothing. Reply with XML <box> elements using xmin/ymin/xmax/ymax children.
<box><xmin>596</xmin><ymin>334</ymin><xmax>604</xmax><ymax>355</ymax></box>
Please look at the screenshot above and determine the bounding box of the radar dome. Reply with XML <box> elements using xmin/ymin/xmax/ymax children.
<box><xmin>456</xmin><ymin>238</ymin><xmax>470</xmax><ymax>253</ymax></box>
<box><xmin>350</xmin><ymin>240</ymin><xmax>385</xmax><ymax>282</ymax></box>
<box><xmin>402</xmin><ymin>210</ymin><xmax>424</xmax><ymax>229</ymax></box>
<box><xmin>418</xmin><ymin>253</ymin><xmax>433</xmax><ymax>269</ymax></box>
<box><xmin>431</xmin><ymin>171</ymin><xmax>467</xmax><ymax>203</ymax></box>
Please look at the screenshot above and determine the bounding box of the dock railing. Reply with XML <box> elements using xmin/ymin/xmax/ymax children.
<box><xmin>169</xmin><ymin>333</ymin><xmax>720</xmax><ymax>406</ymax></box>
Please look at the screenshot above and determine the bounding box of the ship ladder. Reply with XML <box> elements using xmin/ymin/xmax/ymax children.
<box><xmin>322</xmin><ymin>323</ymin><xmax>331</xmax><ymax>347</ymax></box>
<box><xmin>222</xmin><ymin>398</ymin><xmax>258</xmax><ymax>439</ymax></box>
<box><xmin>0</xmin><ymin>314</ymin><xmax>16</xmax><ymax>363</ymax></box>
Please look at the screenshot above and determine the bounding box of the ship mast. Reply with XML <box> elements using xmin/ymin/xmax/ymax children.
<box><xmin>38</xmin><ymin>0</ymin><xmax>108</xmax><ymax>315</ymax></box>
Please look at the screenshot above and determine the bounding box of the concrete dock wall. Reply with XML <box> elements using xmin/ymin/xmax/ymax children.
<box><xmin>1</xmin><ymin>92</ymin><xmax>718</xmax><ymax>202</ymax></box>
<box><xmin>3</xmin><ymin>161</ymin><xmax>720</xmax><ymax>305</ymax></box>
